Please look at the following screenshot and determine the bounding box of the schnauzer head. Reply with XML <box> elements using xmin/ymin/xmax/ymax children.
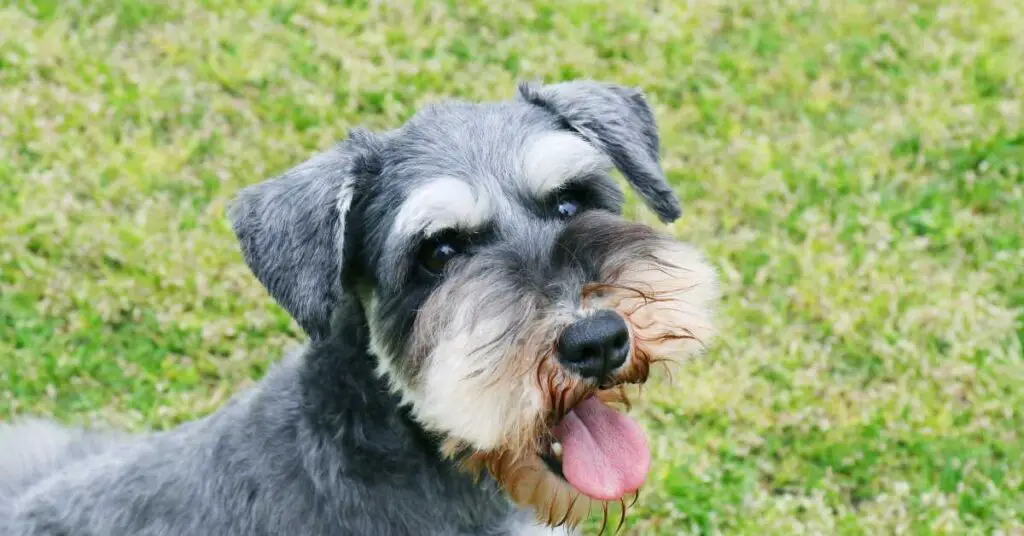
<box><xmin>230</xmin><ymin>80</ymin><xmax>718</xmax><ymax>528</ymax></box>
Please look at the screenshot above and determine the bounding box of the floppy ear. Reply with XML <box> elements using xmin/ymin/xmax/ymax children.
<box><xmin>229</xmin><ymin>129</ymin><xmax>383</xmax><ymax>340</ymax></box>
<box><xmin>517</xmin><ymin>80</ymin><xmax>681</xmax><ymax>223</ymax></box>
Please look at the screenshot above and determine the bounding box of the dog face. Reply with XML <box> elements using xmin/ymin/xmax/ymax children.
<box><xmin>230</xmin><ymin>81</ymin><xmax>718</xmax><ymax>528</ymax></box>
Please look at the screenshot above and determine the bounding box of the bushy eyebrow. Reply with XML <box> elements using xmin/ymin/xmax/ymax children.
<box><xmin>390</xmin><ymin>177</ymin><xmax>492</xmax><ymax>240</ymax></box>
<box><xmin>378</xmin><ymin>177</ymin><xmax>493</xmax><ymax>287</ymax></box>
<box><xmin>520</xmin><ymin>131</ymin><xmax>614</xmax><ymax>198</ymax></box>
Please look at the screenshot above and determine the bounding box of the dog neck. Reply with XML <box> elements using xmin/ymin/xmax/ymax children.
<box><xmin>296</xmin><ymin>299</ymin><xmax>441</xmax><ymax>477</ymax></box>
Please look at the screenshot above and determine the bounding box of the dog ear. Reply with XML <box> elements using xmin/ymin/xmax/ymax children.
<box><xmin>229</xmin><ymin>129</ymin><xmax>383</xmax><ymax>340</ymax></box>
<box><xmin>517</xmin><ymin>80</ymin><xmax>682</xmax><ymax>223</ymax></box>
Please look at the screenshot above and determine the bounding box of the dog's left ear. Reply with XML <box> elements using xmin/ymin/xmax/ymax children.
<box><xmin>518</xmin><ymin>80</ymin><xmax>681</xmax><ymax>223</ymax></box>
<box><xmin>229</xmin><ymin>129</ymin><xmax>383</xmax><ymax>340</ymax></box>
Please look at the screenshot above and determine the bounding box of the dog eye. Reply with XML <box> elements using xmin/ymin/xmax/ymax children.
<box><xmin>555</xmin><ymin>193</ymin><xmax>580</xmax><ymax>219</ymax></box>
<box><xmin>417</xmin><ymin>234</ymin><xmax>464</xmax><ymax>275</ymax></box>
<box><xmin>419</xmin><ymin>242</ymin><xmax>460</xmax><ymax>274</ymax></box>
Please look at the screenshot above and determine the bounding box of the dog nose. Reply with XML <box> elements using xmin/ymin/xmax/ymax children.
<box><xmin>557</xmin><ymin>310</ymin><xmax>630</xmax><ymax>379</ymax></box>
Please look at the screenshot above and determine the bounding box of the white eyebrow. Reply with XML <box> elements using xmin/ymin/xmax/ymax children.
<box><xmin>390</xmin><ymin>177</ymin><xmax>492</xmax><ymax>240</ymax></box>
<box><xmin>521</xmin><ymin>131</ymin><xmax>613</xmax><ymax>196</ymax></box>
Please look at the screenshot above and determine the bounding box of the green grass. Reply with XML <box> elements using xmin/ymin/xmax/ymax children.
<box><xmin>2</xmin><ymin>0</ymin><xmax>1022</xmax><ymax>534</ymax></box>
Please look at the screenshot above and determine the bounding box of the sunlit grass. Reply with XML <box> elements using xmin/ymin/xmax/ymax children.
<box><xmin>1</xmin><ymin>0</ymin><xmax>1022</xmax><ymax>533</ymax></box>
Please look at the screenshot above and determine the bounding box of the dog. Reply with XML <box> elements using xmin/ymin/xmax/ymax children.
<box><xmin>0</xmin><ymin>80</ymin><xmax>719</xmax><ymax>535</ymax></box>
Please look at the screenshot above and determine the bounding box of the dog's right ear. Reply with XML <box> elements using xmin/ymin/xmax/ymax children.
<box><xmin>229</xmin><ymin>129</ymin><xmax>383</xmax><ymax>340</ymax></box>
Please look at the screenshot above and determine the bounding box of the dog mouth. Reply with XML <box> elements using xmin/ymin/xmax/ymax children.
<box><xmin>538</xmin><ymin>395</ymin><xmax>650</xmax><ymax>501</ymax></box>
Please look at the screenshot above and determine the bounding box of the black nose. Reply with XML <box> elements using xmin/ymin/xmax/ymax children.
<box><xmin>557</xmin><ymin>310</ymin><xmax>630</xmax><ymax>379</ymax></box>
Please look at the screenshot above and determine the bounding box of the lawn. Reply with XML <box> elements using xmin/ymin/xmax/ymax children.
<box><xmin>1</xmin><ymin>0</ymin><xmax>1022</xmax><ymax>534</ymax></box>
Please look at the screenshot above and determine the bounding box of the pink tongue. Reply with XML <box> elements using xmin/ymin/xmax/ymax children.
<box><xmin>551</xmin><ymin>397</ymin><xmax>651</xmax><ymax>501</ymax></box>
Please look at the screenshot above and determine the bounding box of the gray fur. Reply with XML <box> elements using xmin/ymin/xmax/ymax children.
<box><xmin>1</xmin><ymin>80</ymin><xmax>683</xmax><ymax>535</ymax></box>
<box><xmin>229</xmin><ymin>129</ymin><xmax>384</xmax><ymax>340</ymax></box>
<box><xmin>517</xmin><ymin>81</ymin><xmax>681</xmax><ymax>222</ymax></box>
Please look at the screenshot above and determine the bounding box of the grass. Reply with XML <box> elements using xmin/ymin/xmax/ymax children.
<box><xmin>1</xmin><ymin>0</ymin><xmax>1022</xmax><ymax>533</ymax></box>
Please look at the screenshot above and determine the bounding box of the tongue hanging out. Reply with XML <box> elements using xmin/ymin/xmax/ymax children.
<box><xmin>550</xmin><ymin>396</ymin><xmax>651</xmax><ymax>501</ymax></box>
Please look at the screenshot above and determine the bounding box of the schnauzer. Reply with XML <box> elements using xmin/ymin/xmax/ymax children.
<box><xmin>0</xmin><ymin>80</ymin><xmax>719</xmax><ymax>535</ymax></box>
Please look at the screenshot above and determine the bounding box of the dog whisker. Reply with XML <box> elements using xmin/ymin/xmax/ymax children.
<box><xmin>597</xmin><ymin>502</ymin><xmax>610</xmax><ymax>536</ymax></box>
<box><xmin>554</xmin><ymin>492</ymin><xmax>579</xmax><ymax>528</ymax></box>
<box><xmin>616</xmin><ymin>497</ymin><xmax>628</xmax><ymax>534</ymax></box>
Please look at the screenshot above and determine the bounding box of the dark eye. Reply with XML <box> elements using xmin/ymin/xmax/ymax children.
<box><xmin>555</xmin><ymin>193</ymin><xmax>581</xmax><ymax>219</ymax></box>
<box><xmin>417</xmin><ymin>234</ymin><xmax>464</xmax><ymax>275</ymax></box>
